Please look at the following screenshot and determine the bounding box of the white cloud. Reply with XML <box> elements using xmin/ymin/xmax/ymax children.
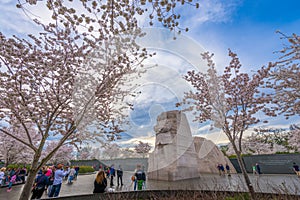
<box><xmin>124</xmin><ymin>28</ymin><xmax>208</xmax><ymax>108</ymax></box>
<box><xmin>1</xmin><ymin>0</ymin><xmax>14</xmax><ymax>3</ymax></box>
<box><xmin>117</xmin><ymin>135</ymin><xmax>155</xmax><ymax>149</ymax></box>
<box><xmin>178</xmin><ymin>0</ymin><xmax>241</xmax><ymax>27</ymax></box>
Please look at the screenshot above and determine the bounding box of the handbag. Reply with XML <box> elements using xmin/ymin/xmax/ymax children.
<box><xmin>31</xmin><ymin>183</ymin><xmax>37</xmax><ymax>192</ymax></box>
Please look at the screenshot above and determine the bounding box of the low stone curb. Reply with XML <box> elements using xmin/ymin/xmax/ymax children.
<box><xmin>78</xmin><ymin>172</ymin><xmax>97</xmax><ymax>175</ymax></box>
<box><xmin>40</xmin><ymin>190</ymin><xmax>300</xmax><ymax>200</ymax></box>
<box><xmin>0</xmin><ymin>181</ymin><xmax>25</xmax><ymax>188</ymax></box>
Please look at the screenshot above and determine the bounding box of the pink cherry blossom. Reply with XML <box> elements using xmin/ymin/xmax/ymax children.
<box><xmin>182</xmin><ymin>50</ymin><xmax>272</xmax><ymax>198</ymax></box>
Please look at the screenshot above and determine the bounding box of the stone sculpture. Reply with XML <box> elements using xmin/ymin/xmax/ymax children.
<box><xmin>147</xmin><ymin>110</ymin><xmax>235</xmax><ymax>181</ymax></box>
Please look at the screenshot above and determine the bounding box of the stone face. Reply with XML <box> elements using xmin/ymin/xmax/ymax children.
<box><xmin>148</xmin><ymin>110</ymin><xmax>199</xmax><ymax>181</ymax></box>
<box><xmin>148</xmin><ymin>110</ymin><xmax>236</xmax><ymax>181</ymax></box>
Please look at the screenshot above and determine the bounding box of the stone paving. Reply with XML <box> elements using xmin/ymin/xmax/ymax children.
<box><xmin>1</xmin><ymin>172</ymin><xmax>299</xmax><ymax>200</ymax></box>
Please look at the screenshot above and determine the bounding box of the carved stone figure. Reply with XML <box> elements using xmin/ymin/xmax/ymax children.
<box><xmin>148</xmin><ymin>110</ymin><xmax>235</xmax><ymax>181</ymax></box>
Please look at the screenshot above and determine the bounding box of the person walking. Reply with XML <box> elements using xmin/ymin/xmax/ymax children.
<box><xmin>256</xmin><ymin>163</ymin><xmax>261</xmax><ymax>175</ymax></box>
<box><xmin>131</xmin><ymin>174</ymin><xmax>137</xmax><ymax>191</ymax></box>
<box><xmin>134</xmin><ymin>164</ymin><xmax>146</xmax><ymax>191</ymax></box>
<box><xmin>68</xmin><ymin>166</ymin><xmax>76</xmax><ymax>184</ymax></box>
<box><xmin>292</xmin><ymin>162</ymin><xmax>300</xmax><ymax>177</ymax></box>
<box><xmin>217</xmin><ymin>164</ymin><xmax>222</xmax><ymax>176</ymax></box>
<box><xmin>64</xmin><ymin>166</ymin><xmax>70</xmax><ymax>180</ymax></box>
<box><xmin>31</xmin><ymin>170</ymin><xmax>48</xmax><ymax>200</ymax></box>
<box><xmin>74</xmin><ymin>166</ymin><xmax>80</xmax><ymax>180</ymax></box>
<box><xmin>252</xmin><ymin>165</ymin><xmax>257</xmax><ymax>175</ymax></box>
<box><xmin>225</xmin><ymin>163</ymin><xmax>231</xmax><ymax>177</ymax></box>
<box><xmin>109</xmin><ymin>165</ymin><xmax>115</xmax><ymax>187</ymax></box>
<box><xmin>0</xmin><ymin>167</ymin><xmax>5</xmax><ymax>186</ymax></box>
<box><xmin>105</xmin><ymin>166</ymin><xmax>110</xmax><ymax>179</ymax></box>
<box><xmin>117</xmin><ymin>165</ymin><xmax>123</xmax><ymax>186</ymax></box>
<box><xmin>19</xmin><ymin>167</ymin><xmax>27</xmax><ymax>183</ymax></box>
<box><xmin>219</xmin><ymin>164</ymin><xmax>225</xmax><ymax>176</ymax></box>
<box><xmin>93</xmin><ymin>170</ymin><xmax>107</xmax><ymax>193</ymax></box>
<box><xmin>48</xmin><ymin>164</ymin><xmax>67</xmax><ymax>197</ymax></box>
<box><xmin>6</xmin><ymin>173</ymin><xmax>16</xmax><ymax>192</ymax></box>
<box><xmin>47</xmin><ymin>166</ymin><xmax>55</xmax><ymax>196</ymax></box>
<box><xmin>3</xmin><ymin>167</ymin><xmax>9</xmax><ymax>186</ymax></box>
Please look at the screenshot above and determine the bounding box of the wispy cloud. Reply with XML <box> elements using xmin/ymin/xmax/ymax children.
<box><xmin>178</xmin><ymin>0</ymin><xmax>241</xmax><ymax>28</ymax></box>
<box><xmin>117</xmin><ymin>135</ymin><xmax>155</xmax><ymax>148</ymax></box>
<box><xmin>0</xmin><ymin>2</ymin><xmax>38</xmax><ymax>35</ymax></box>
<box><xmin>195</xmin><ymin>0</ymin><xmax>241</xmax><ymax>24</ymax></box>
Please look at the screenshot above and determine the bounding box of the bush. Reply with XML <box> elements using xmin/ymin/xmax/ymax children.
<box><xmin>228</xmin><ymin>155</ymin><xmax>237</xmax><ymax>159</ymax></box>
<box><xmin>78</xmin><ymin>166</ymin><xmax>95</xmax><ymax>174</ymax></box>
<box><xmin>7</xmin><ymin>164</ymin><xmax>30</xmax><ymax>171</ymax></box>
<box><xmin>275</xmin><ymin>151</ymin><xmax>291</xmax><ymax>154</ymax></box>
<box><xmin>70</xmin><ymin>159</ymin><xmax>98</xmax><ymax>162</ymax></box>
<box><xmin>274</xmin><ymin>151</ymin><xmax>300</xmax><ymax>155</ymax></box>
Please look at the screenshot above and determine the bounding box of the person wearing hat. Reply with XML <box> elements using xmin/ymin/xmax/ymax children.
<box><xmin>48</xmin><ymin>164</ymin><xmax>67</xmax><ymax>197</ymax></box>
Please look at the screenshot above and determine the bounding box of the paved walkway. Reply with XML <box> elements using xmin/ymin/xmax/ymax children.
<box><xmin>1</xmin><ymin>172</ymin><xmax>299</xmax><ymax>200</ymax></box>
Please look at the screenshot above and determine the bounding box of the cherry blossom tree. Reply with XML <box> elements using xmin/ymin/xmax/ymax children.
<box><xmin>90</xmin><ymin>147</ymin><xmax>101</xmax><ymax>160</ymax></box>
<box><xmin>134</xmin><ymin>141</ymin><xmax>152</xmax><ymax>158</ymax></box>
<box><xmin>181</xmin><ymin>50</ymin><xmax>271</xmax><ymax>199</ymax></box>
<box><xmin>76</xmin><ymin>145</ymin><xmax>94</xmax><ymax>160</ymax></box>
<box><xmin>0</xmin><ymin>123</ymin><xmax>40</xmax><ymax>166</ymax></box>
<box><xmin>0</xmin><ymin>139</ymin><xmax>32</xmax><ymax>166</ymax></box>
<box><xmin>266</xmin><ymin>33</ymin><xmax>300</xmax><ymax>118</ymax></box>
<box><xmin>119</xmin><ymin>147</ymin><xmax>139</xmax><ymax>158</ymax></box>
<box><xmin>0</xmin><ymin>1</ymin><xmax>199</xmax><ymax>199</ymax></box>
<box><xmin>102</xmin><ymin>143</ymin><xmax>121</xmax><ymax>159</ymax></box>
<box><xmin>226</xmin><ymin>127</ymin><xmax>298</xmax><ymax>155</ymax></box>
<box><xmin>43</xmin><ymin>141</ymin><xmax>74</xmax><ymax>165</ymax></box>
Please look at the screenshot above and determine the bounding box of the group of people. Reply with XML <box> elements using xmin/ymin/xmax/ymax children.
<box><xmin>132</xmin><ymin>164</ymin><xmax>146</xmax><ymax>190</ymax></box>
<box><xmin>2</xmin><ymin>161</ymin><xmax>300</xmax><ymax>198</ymax></box>
<box><xmin>101</xmin><ymin>164</ymin><xmax>124</xmax><ymax>187</ymax></box>
<box><xmin>217</xmin><ymin>163</ymin><xmax>231</xmax><ymax>176</ymax></box>
<box><xmin>0</xmin><ymin>167</ymin><xmax>27</xmax><ymax>191</ymax></box>
<box><xmin>93</xmin><ymin>164</ymin><xmax>146</xmax><ymax>193</ymax></box>
<box><xmin>31</xmin><ymin>164</ymin><xmax>80</xmax><ymax>199</ymax></box>
<box><xmin>93</xmin><ymin>164</ymin><xmax>122</xmax><ymax>193</ymax></box>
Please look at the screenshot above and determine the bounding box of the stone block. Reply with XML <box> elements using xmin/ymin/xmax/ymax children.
<box><xmin>148</xmin><ymin>110</ymin><xmax>236</xmax><ymax>181</ymax></box>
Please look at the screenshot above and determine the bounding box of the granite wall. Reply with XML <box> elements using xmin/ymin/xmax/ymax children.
<box><xmin>101</xmin><ymin>158</ymin><xmax>148</xmax><ymax>171</ymax></box>
<box><xmin>230</xmin><ymin>154</ymin><xmax>300</xmax><ymax>174</ymax></box>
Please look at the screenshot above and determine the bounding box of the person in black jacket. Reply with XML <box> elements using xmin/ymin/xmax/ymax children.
<box><xmin>117</xmin><ymin>165</ymin><xmax>123</xmax><ymax>186</ymax></box>
<box><xmin>293</xmin><ymin>162</ymin><xmax>300</xmax><ymax>177</ymax></box>
<box><xmin>31</xmin><ymin>170</ymin><xmax>48</xmax><ymax>199</ymax></box>
<box><xmin>93</xmin><ymin>170</ymin><xmax>107</xmax><ymax>193</ymax></box>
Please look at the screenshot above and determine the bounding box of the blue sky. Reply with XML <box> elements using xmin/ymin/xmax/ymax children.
<box><xmin>0</xmin><ymin>0</ymin><xmax>299</xmax><ymax>147</ymax></box>
<box><xmin>124</xmin><ymin>0</ymin><xmax>300</xmax><ymax>146</ymax></box>
<box><xmin>185</xmin><ymin>0</ymin><xmax>300</xmax><ymax>69</ymax></box>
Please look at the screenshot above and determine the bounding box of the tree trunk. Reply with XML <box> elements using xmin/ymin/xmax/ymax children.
<box><xmin>233</xmin><ymin>144</ymin><xmax>256</xmax><ymax>199</ymax></box>
<box><xmin>18</xmin><ymin>159</ymin><xmax>39</xmax><ymax>200</ymax></box>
